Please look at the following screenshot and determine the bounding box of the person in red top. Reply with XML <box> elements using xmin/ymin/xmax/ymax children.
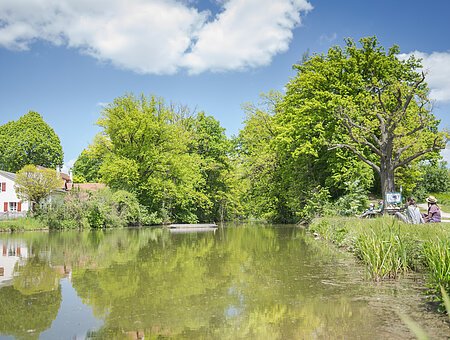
<box><xmin>422</xmin><ymin>196</ymin><xmax>441</xmax><ymax>223</ymax></box>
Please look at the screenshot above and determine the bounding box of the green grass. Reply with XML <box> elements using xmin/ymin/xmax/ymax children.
<box><xmin>310</xmin><ymin>216</ymin><xmax>450</xmax><ymax>308</ymax></box>
<box><xmin>0</xmin><ymin>217</ymin><xmax>47</xmax><ymax>232</ymax></box>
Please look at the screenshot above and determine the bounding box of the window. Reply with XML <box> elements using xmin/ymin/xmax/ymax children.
<box><xmin>9</xmin><ymin>202</ymin><xmax>17</xmax><ymax>212</ymax></box>
<box><xmin>1</xmin><ymin>182</ymin><xmax>5</xmax><ymax>192</ymax></box>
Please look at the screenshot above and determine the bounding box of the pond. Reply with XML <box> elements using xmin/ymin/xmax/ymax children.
<box><xmin>0</xmin><ymin>225</ymin><xmax>448</xmax><ymax>339</ymax></box>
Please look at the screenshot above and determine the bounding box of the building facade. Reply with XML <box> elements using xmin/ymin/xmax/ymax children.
<box><xmin>0</xmin><ymin>170</ymin><xmax>29</xmax><ymax>218</ymax></box>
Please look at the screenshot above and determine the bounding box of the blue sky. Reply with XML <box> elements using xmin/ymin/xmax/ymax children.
<box><xmin>1</xmin><ymin>0</ymin><xmax>450</xmax><ymax>169</ymax></box>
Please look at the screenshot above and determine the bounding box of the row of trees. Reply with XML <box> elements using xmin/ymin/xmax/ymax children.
<box><xmin>237</xmin><ymin>37</ymin><xmax>448</xmax><ymax>222</ymax></box>
<box><xmin>73</xmin><ymin>96</ymin><xmax>243</xmax><ymax>223</ymax></box>
<box><xmin>3</xmin><ymin>36</ymin><xmax>448</xmax><ymax>224</ymax></box>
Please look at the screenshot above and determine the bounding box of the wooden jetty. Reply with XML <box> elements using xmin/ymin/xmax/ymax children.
<box><xmin>169</xmin><ymin>223</ymin><xmax>217</xmax><ymax>229</ymax></box>
<box><xmin>168</xmin><ymin>223</ymin><xmax>217</xmax><ymax>233</ymax></box>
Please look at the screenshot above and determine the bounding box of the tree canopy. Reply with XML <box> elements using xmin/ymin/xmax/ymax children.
<box><xmin>77</xmin><ymin>94</ymin><xmax>239</xmax><ymax>223</ymax></box>
<box><xmin>69</xmin><ymin>37</ymin><xmax>447</xmax><ymax>224</ymax></box>
<box><xmin>0</xmin><ymin>111</ymin><xmax>63</xmax><ymax>172</ymax></box>
<box><xmin>276</xmin><ymin>36</ymin><xmax>446</xmax><ymax>207</ymax></box>
<box><xmin>15</xmin><ymin>165</ymin><xmax>62</xmax><ymax>212</ymax></box>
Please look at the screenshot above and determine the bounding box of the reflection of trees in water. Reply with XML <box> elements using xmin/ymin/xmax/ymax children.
<box><xmin>72</xmin><ymin>227</ymin><xmax>375</xmax><ymax>339</ymax></box>
<box><xmin>0</xmin><ymin>227</ymin><xmax>377</xmax><ymax>339</ymax></box>
<box><xmin>13</xmin><ymin>256</ymin><xmax>61</xmax><ymax>295</ymax></box>
<box><xmin>0</xmin><ymin>256</ymin><xmax>62</xmax><ymax>338</ymax></box>
<box><xmin>0</xmin><ymin>285</ymin><xmax>61</xmax><ymax>339</ymax></box>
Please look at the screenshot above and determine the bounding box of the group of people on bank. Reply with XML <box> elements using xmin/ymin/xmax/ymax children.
<box><xmin>395</xmin><ymin>196</ymin><xmax>441</xmax><ymax>224</ymax></box>
<box><xmin>361</xmin><ymin>195</ymin><xmax>442</xmax><ymax>224</ymax></box>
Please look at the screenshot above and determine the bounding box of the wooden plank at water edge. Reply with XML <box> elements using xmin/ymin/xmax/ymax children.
<box><xmin>169</xmin><ymin>223</ymin><xmax>217</xmax><ymax>229</ymax></box>
<box><xmin>169</xmin><ymin>227</ymin><xmax>217</xmax><ymax>234</ymax></box>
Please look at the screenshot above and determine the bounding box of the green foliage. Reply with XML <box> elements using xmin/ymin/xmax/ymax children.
<box><xmin>238</xmin><ymin>91</ymin><xmax>297</xmax><ymax>223</ymax></box>
<box><xmin>0</xmin><ymin>111</ymin><xmax>63</xmax><ymax>172</ymax></box>
<box><xmin>72</xmin><ymin>134</ymin><xmax>110</xmax><ymax>183</ymax></box>
<box><xmin>333</xmin><ymin>180</ymin><xmax>369</xmax><ymax>216</ymax></box>
<box><xmin>0</xmin><ymin>217</ymin><xmax>47</xmax><ymax>231</ymax></box>
<box><xmin>355</xmin><ymin>226</ymin><xmax>413</xmax><ymax>281</ymax></box>
<box><xmin>97</xmin><ymin>95</ymin><xmax>206</xmax><ymax>223</ymax></box>
<box><xmin>86</xmin><ymin>94</ymin><xmax>239</xmax><ymax>223</ymax></box>
<box><xmin>310</xmin><ymin>217</ymin><xmax>450</xmax><ymax>305</ymax></box>
<box><xmin>39</xmin><ymin>188</ymin><xmax>161</xmax><ymax>229</ymax></box>
<box><xmin>273</xmin><ymin>36</ymin><xmax>445</xmax><ymax>216</ymax></box>
<box><xmin>298</xmin><ymin>186</ymin><xmax>333</xmax><ymax>223</ymax></box>
<box><xmin>423</xmin><ymin>239</ymin><xmax>450</xmax><ymax>310</ymax></box>
<box><xmin>414</xmin><ymin>162</ymin><xmax>450</xmax><ymax>198</ymax></box>
<box><xmin>15</xmin><ymin>165</ymin><xmax>62</xmax><ymax>211</ymax></box>
<box><xmin>189</xmin><ymin>112</ymin><xmax>236</xmax><ymax>222</ymax></box>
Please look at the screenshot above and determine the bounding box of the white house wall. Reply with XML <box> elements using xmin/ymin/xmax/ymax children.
<box><xmin>0</xmin><ymin>173</ymin><xmax>29</xmax><ymax>213</ymax></box>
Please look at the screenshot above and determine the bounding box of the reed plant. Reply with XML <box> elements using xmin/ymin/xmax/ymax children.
<box><xmin>310</xmin><ymin>216</ymin><xmax>450</xmax><ymax>307</ymax></box>
<box><xmin>422</xmin><ymin>239</ymin><xmax>450</xmax><ymax>309</ymax></box>
<box><xmin>355</xmin><ymin>223</ymin><xmax>413</xmax><ymax>280</ymax></box>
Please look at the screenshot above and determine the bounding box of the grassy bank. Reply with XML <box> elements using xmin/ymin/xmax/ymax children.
<box><xmin>309</xmin><ymin>216</ymin><xmax>450</xmax><ymax>309</ymax></box>
<box><xmin>0</xmin><ymin>217</ymin><xmax>47</xmax><ymax>232</ymax></box>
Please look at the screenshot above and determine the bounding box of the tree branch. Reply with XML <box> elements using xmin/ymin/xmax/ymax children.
<box><xmin>402</xmin><ymin>72</ymin><xmax>426</xmax><ymax>114</ymax></box>
<box><xmin>329</xmin><ymin>144</ymin><xmax>380</xmax><ymax>173</ymax></box>
<box><xmin>391</xmin><ymin>72</ymin><xmax>426</xmax><ymax>133</ymax></box>
<box><xmin>394</xmin><ymin>136</ymin><xmax>445</xmax><ymax>169</ymax></box>
<box><xmin>338</xmin><ymin>108</ymin><xmax>382</xmax><ymax>155</ymax></box>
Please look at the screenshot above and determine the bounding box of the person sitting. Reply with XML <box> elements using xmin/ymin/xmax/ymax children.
<box><xmin>360</xmin><ymin>203</ymin><xmax>376</xmax><ymax>218</ymax></box>
<box><xmin>422</xmin><ymin>195</ymin><xmax>441</xmax><ymax>223</ymax></box>
<box><xmin>376</xmin><ymin>200</ymin><xmax>384</xmax><ymax>213</ymax></box>
<box><xmin>395</xmin><ymin>197</ymin><xmax>424</xmax><ymax>224</ymax></box>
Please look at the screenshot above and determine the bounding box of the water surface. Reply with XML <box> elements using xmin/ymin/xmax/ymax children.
<box><xmin>0</xmin><ymin>225</ymin><xmax>448</xmax><ymax>339</ymax></box>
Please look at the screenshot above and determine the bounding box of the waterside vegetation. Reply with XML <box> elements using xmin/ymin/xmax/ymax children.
<box><xmin>310</xmin><ymin>217</ymin><xmax>450</xmax><ymax>309</ymax></box>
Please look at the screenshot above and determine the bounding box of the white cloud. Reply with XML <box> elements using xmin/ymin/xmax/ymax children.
<box><xmin>182</xmin><ymin>0</ymin><xmax>313</xmax><ymax>74</ymax></box>
<box><xmin>0</xmin><ymin>0</ymin><xmax>312</xmax><ymax>74</ymax></box>
<box><xmin>399</xmin><ymin>51</ymin><xmax>450</xmax><ymax>103</ymax></box>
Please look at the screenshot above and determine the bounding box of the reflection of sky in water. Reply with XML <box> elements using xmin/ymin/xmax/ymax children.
<box><xmin>226</xmin><ymin>286</ymin><xmax>243</xmax><ymax>318</ymax></box>
<box><xmin>39</xmin><ymin>278</ymin><xmax>103</xmax><ymax>339</ymax></box>
<box><xmin>225</xmin><ymin>306</ymin><xmax>240</xmax><ymax>318</ymax></box>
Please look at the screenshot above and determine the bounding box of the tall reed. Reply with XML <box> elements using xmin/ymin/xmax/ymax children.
<box><xmin>355</xmin><ymin>224</ymin><xmax>412</xmax><ymax>281</ymax></box>
<box><xmin>310</xmin><ymin>216</ymin><xmax>450</xmax><ymax>306</ymax></box>
<box><xmin>423</xmin><ymin>239</ymin><xmax>450</xmax><ymax>309</ymax></box>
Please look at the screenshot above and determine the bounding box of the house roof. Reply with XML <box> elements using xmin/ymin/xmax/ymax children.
<box><xmin>73</xmin><ymin>183</ymin><xmax>106</xmax><ymax>191</ymax></box>
<box><xmin>60</xmin><ymin>172</ymin><xmax>71</xmax><ymax>181</ymax></box>
<box><xmin>0</xmin><ymin>170</ymin><xmax>16</xmax><ymax>181</ymax></box>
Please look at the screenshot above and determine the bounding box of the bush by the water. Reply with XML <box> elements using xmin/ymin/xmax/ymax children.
<box><xmin>38</xmin><ymin>188</ymin><xmax>162</xmax><ymax>229</ymax></box>
<box><xmin>0</xmin><ymin>217</ymin><xmax>46</xmax><ymax>232</ymax></box>
<box><xmin>310</xmin><ymin>217</ymin><xmax>450</xmax><ymax>309</ymax></box>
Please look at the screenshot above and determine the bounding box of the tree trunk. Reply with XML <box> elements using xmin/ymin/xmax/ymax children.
<box><xmin>380</xmin><ymin>157</ymin><xmax>395</xmax><ymax>207</ymax></box>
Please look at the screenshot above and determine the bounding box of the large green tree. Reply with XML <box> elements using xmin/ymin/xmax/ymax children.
<box><xmin>238</xmin><ymin>91</ymin><xmax>296</xmax><ymax>222</ymax></box>
<box><xmin>72</xmin><ymin>134</ymin><xmax>110</xmax><ymax>183</ymax></box>
<box><xmin>278</xmin><ymin>37</ymin><xmax>447</xmax><ymax>203</ymax></box>
<box><xmin>15</xmin><ymin>165</ymin><xmax>62</xmax><ymax>212</ymax></box>
<box><xmin>189</xmin><ymin>112</ymin><xmax>236</xmax><ymax>221</ymax></box>
<box><xmin>0</xmin><ymin>111</ymin><xmax>63</xmax><ymax>172</ymax></box>
<box><xmin>97</xmin><ymin>94</ymin><xmax>208</xmax><ymax>223</ymax></box>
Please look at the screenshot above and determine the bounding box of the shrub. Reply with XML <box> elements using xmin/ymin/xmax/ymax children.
<box><xmin>39</xmin><ymin>188</ymin><xmax>162</xmax><ymax>229</ymax></box>
<box><xmin>333</xmin><ymin>180</ymin><xmax>369</xmax><ymax>216</ymax></box>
